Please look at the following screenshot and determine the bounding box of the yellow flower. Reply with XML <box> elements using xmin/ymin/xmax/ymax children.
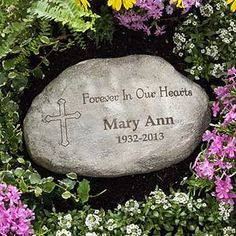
<box><xmin>75</xmin><ymin>0</ymin><xmax>91</xmax><ymax>10</ymax></box>
<box><xmin>226</xmin><ymin>0</ymin><xmax>236</xmax><ymax>12</ymax></box>
<box><xmin>170</xmin><ymin>0</ymin><xmax>184</xmax><ymax>8</ymax></box>
<box><xmin>107</xmin><ymin>0</ymin><xmax>136</xmax><ymax>11</ymax></box>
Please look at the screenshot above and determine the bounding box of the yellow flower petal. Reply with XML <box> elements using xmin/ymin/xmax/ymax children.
<box><xmin>123</xmin><ymin>0</ymin><xmax>134</xmax><ymax>9</ymax></box>
<box><xmin>170</xmin><ymin>0</ymin><xmax>183</xmax><ymax>8</ymax></box>
<box><xmin>231</xmin><ymin>0</ymin><xmax>236</xmax><ymax>11</ymax></box>
<box><xmin>107</xmin><ymin>0</ymin><xmax>114</xmax><ymax>7</ymax></box>
<box><xmin>226</xmin><ymin>0</ymin><xmax>234</xmax><ymax>4</ymax></box>
<box><xmin>114</xmin><ymin>0</ymin><xmax>122</xmax><ymax>11</ymax></box>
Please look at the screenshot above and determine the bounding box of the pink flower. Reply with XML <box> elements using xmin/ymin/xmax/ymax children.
<box><xmin>195</xmin><ymin>158</ymin><xmax>215</xmax><ymax>180</ymax></box>
<box><xmin>223</xmin><ymin>104</ymin><xmax>236</xmax><ymax>125</ymax></box>
<box><xmin>208</xmin><ymin>135</ymin><xmax>224</xmax><ymax>157</ymax></box>
<box><xmin>212</xmin><ymin>101</ymin><xmax>220</xmax><ymax>117</ymax></box>
<box><xmin>227</xmin><ymin>67</ymin><xmax>236</xmax><ymax>82</ymax></box>
<box><xmin>0</xmin><ymin>183</ymin><xmax>34</xmax><ymax>236</ymax></box>
<box><xmin>215</xmin><ymin>159</ymin><xmax>232</xmax><ymax>170</ymax></box>
<box><xmin>214</xmin><ymin>86</ymin><xmax>229</xmax><ymax>100</ymax></box>
<box><xmin>224</xmin><ymin>137</ymin><xmax>236</xmax><ymax>158</ymax></box>
<box><xmin>214</xmin><ymin>176</ymin><xmax>236</xmax><ymax>205</ymax></box>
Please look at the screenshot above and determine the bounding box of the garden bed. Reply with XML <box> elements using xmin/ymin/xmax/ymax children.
<box><xmin>0</xmin><ymin>0</ymin><xmax>235</xmax><ymax>235</ymax></box>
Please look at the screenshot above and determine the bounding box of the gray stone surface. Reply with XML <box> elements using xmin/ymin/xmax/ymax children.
<box><xmin>24</xmin><ymin>55</ymin><xmax>210</xmax><ymax>177</ymax></box>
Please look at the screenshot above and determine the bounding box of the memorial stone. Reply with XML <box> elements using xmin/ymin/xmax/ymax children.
<box><xmin>24</xmin><ymin>55</ymin><xmax>210</xmax><ymax>177</ymax></box>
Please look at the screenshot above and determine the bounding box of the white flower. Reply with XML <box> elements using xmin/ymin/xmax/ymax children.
<box><xmin>219</xmin><ymin>202</ymin><xmax>234</xmax><ymax>221</ymax></box>
<box><xmin>56</xmin><ymin>229</ymin><xmax>72</xmax><ymax>236</ymax></box>
<box><xmin>106</xmin><ymin>219</ymin><xmax>117</xmax><ymax>231</ymax></box>
<box><xmin>166</xmin><ymin>5</ymin><xmax>173</xmax><ymax>15</ymax></box>
<box><xmin>85</xmin><ymin>213</ymin><xmax>101</xmax><ymax>231</ymax></box>
<box><xmin>223</xmin><ymin>226</ymin><xmax>235</xmax><ymax>236</ymax></box>
<box><xmin>150</xmin><ymin>190</ymin><xmax>167</xmax><ymax>204</ymax></box>
<box><xmin>64</xmin><ymin>214</ymin><xmax>72</xmax><ymax>221</ymax></box>
<box><xmin>124</xmin><ymin>199</ymin><xmax>140</xmax><ymax>214</ymax></box>
<box><xmin>58</xmin><ymin>214</ymin><xmax>72</xmax><ymax>229</ymax></box>
<box><xmin>173</xmin><ymin>193</ymin><xmax>189</xmax><ymax>204</ymax></box>
<box><xmin>85</xmin><ymin>233</ymin><xmax>97</xmax><ymax>236</ymax></box>
<box><xmin>126</xmin><ymin>224</ymin><xmax>142</xmax><ymax>236</ymax></box>
<box><xmin>200</xmin><ymin>4</ymin><xmax>214</xmax><ymax>17</ymax></box>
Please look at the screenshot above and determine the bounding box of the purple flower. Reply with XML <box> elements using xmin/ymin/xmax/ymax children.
<box><xmin>214</xmin><ymin>86</ymin><xmax>229</xmax><ymax>100</ymax></box>
<box><xmin>202</xmin><ymin>130</ymin><xmax>215</xmax><ymax>142</ymax></box>
<box><xmin>0</xmin><ymin>183</ymin><xmax>34</xmax><ymax>236</ymax></box>
<box><xmin>224</xmin><ymin>137</ymin><xmax>236</xmax><ymax>158</ymax></box>
<box><xmin>212</xmin><ymin>101</ymin><xmax>220</xmax><ymax>117</ymax></box>
<box><xmin>227</xmin><ymin>67</ymin><xmax>236</xmax><ymax>82</ymax></box>
<box><xmin>114</xmin><ymin>0</ymin><xmax>166</xmax><ymax>36</ymax></box>
<box><xmin>215</xmin><ymin>159</ymin><xmax>232</xmax><ymax>169</ymax></box>
<box><xmin>208</xmin><ymin>135</ymin><xmax>224</xmax><ymax>157</ymax></box>
<box><xmin>223</xmin><ymin>104</ymin><xmax>236</xmax><ymax>125</ymax></box>
<box><xmin>214</xmin><ymin>176</ymin><xmax>236</xmax><ymax>204</ymax></box>
<box><xmin>195</xmin><ymin>158</ymin><xmax>215</xmax><ymax>180</ymax></box>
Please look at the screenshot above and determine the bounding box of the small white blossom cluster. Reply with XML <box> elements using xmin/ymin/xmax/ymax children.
<box><xmin>105</xmin><ymin>219</ymin><xmax>118</xmax><ymax>231</ymax></box>
<box><xmin>210</xmin><ymin>63</ymin><xmax>226</xmax><ymax>78</ymax></box>
<box><xmin>58</xmin><ymin>213</ymin><xmax>72</xmax><ymax>229</ymax></box>
<box><xmin>124</xmin><ymin>199</ymin><xmax>141</xmax><ymax>215</ymax></box>
<box><xmin>204</xmin><ymin>45</ymin><xmax>219</xmax><ymax>59</ymax></box>
<box><xmin>173</xmin><ymin>0</ymin><xmax>236</xmax><ymax>80</ymax></box>
<box><xmin>172</xmin><ymin>192</ymin><xmax>189</xmax><ymax>204</ymax></box>
<box><xmin>56</xmin><ymin>229</ymin><xmax>72</xmax><ymax>236</ymax></box>
<box><xmin>200</xmin><ymin>3</ymin><xmax>214</xmax><ymax>17</ymax></box>
<box><xmin>182</xmin><ymin>14</ymin><xmax>198</xmax><ymax>26</ymax></box>
<box><xmin>149</xmin><ymin>189</ymin><xmax>171</xmax><ymax>209</ymax></box>
<box><xmin>217</xmin><ymin>28</ymin><xmax>234</xmax><ymax>44</ymax></box>
<box><xmin>85</xmin><ymin>233</ymin><xmax>98</xmax><ymax>236</ymax></box>
<box><xmin>85</xmin><ymin>210</ymin><xmax>102</xmax><ymax>231</ymax></box>
<box><xmin>219</xmin><ymin>202</ymin><xmax>234</xmax><ymax>221</ymax></box>
<box><xmin>186</xmin><ymin>198</ymin><xmax>207</xmax><ymax>211</ymax></box>
<box><xmin>223</xmin><ymin>226</ymin><xmax>235</xmax><ymax>236</ymax></box>
<box><xmin>125</xmin><ymin>224</ymin><xmax>142</xmax><ymax>236</ymax></box>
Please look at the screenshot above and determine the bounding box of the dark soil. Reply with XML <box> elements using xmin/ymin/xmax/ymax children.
<box><xmin>20</xmin><ymin>19</ymin><xmax>215</xmax><ymax>210</ymax></box>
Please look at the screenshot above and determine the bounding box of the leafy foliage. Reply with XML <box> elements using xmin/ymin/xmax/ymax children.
<box><xmin>89</xmin><ymin>5</ymin><xmax>115</xmax><ymax>46</ymax></box>
<box><xmin>29</xmin><ymin>0</ymin><xmax>99</xmax><ymax>33</ymax></box>
<box><xmin>0</xmin><ymin>0</ymin><xmax>104</xmax><ymax>213</ymax></box>
<box><xmin>173</xmin><ymin>0</ymin><xmax>236</xmax><ymax>81</ymax></box>
<box><xmin>34</xmin><ymin>188</ymin><xmax>236</xmax><ymax>235</ymax></box>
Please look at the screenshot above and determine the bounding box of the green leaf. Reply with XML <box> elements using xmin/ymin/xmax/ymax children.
<box><xmin>77</xmin><ymin>179</ymin><xmax>90</xmax><ymax>204</ymax></box>
<box><xmin>8</xmin><ymin>71</ymin><xmax>17</xmax><ymax>79</ymax></box>
<box><xmin>184</xmin><ymin>56</ymin><xmax>192</xmax><ymax>63</ymax></box>
<box><xmin>17</xmin><ymin>157</ymin><xmax>25</xmax><ymax>164</ymax></box>
<box><xmin>0</xmin><ymin>73</ymin><xmax>8</xmax><ymax>87</ymax></box>
<box><xmin>19</xmin><ymin>178</ymin><xmax>28</xmax><ymax>192</ymax></box>
<box><xmin>60</xmin><ymin>178</ymin><xmax>76</xmax><ymax>190</ymax></box>
<box><xmin>14</xmin><ymin>168</ymin><xmax>24</xmax><ymax>177</ymax></box>
<box><xmin>66</xmin><ymin>172</ymin><xmax>77</xmax><ymax>180</ymax></box>
<box><xmin>42</xmin><ymin>57</ymin><xmax>49</xmax><ymax>66</ymax></box>
<box><xmin>32</xmin><ymin>67</ymin><xmax>44</xmax><ymax>79</ymax></box>
<box><xmin>29</xmin><ymin>173</ymin><xmax>42</xmax><ymax>185</ymax></box>
<box><xmin>40</xmin><ymin>35</ymin><xmax>50</xmax><ymax>44</ymax></box>
<box><xmin>2</xmin><ymin>60</ymin><xmax>15</xmax><ymax>70</ymax></box>
<box><xmin>62</xmin><ymin>191</ymin><xmax>72</xmax><ymax>199</ymax></box>
<box><xmin>42</xmin><ymin>181</ymin><xmax>56</xmax><ymax>193</ymax></box>
<box><xmin>34</xmin><ymin>186</ymin><xmax>43</xmax><ymax>197</ymax></box>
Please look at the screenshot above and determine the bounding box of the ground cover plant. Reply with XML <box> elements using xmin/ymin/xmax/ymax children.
<box><xmin>0</xmin><ymin>0</ymin><xmax>235</xmax><ymax>235</ymax></box>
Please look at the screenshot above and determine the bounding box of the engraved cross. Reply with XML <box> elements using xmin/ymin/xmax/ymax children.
<box><xmin>43</xmin><ymin>98</ymin><xmax>81</xmax><ymax>147</ymax></box>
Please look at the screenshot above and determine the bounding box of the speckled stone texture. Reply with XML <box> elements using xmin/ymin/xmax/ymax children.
<box><xmin>24</xmin><ymin>55</ymin><xmax>210</xmax><ymax>177</ymax></box>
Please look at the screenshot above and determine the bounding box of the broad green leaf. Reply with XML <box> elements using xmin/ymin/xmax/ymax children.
<box><xmin>77</xmin><ymin>179</ymin><xmax>90</xmax><ymax>204</ymax></box>
<box><xmin>62</xmin><ymin>191</ymin><xmax>72</xmax><ymax>199</ymax></box>
<box><xmin>66</xmin><ymin>172</ymin><xmax>77</xmax><ymax>180</ymax></box>
<box><xmin>34</xmin><ymin>186</ymin><xmax>42</xmax><ymax>197</ymax></box>
<box><xmin>29</xmin><ymin>173</ymin><xmax>42</xmax><ymax>185</ymax></box>
<box><xmin>2</xmin><ymin>59</ymin><xmax>15</xmax><ymax>70</ymax></box>
<box><xmin>42</xmin><ymin>181</ymin><xmax>56</xmax><ymax>193</ymax></box>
